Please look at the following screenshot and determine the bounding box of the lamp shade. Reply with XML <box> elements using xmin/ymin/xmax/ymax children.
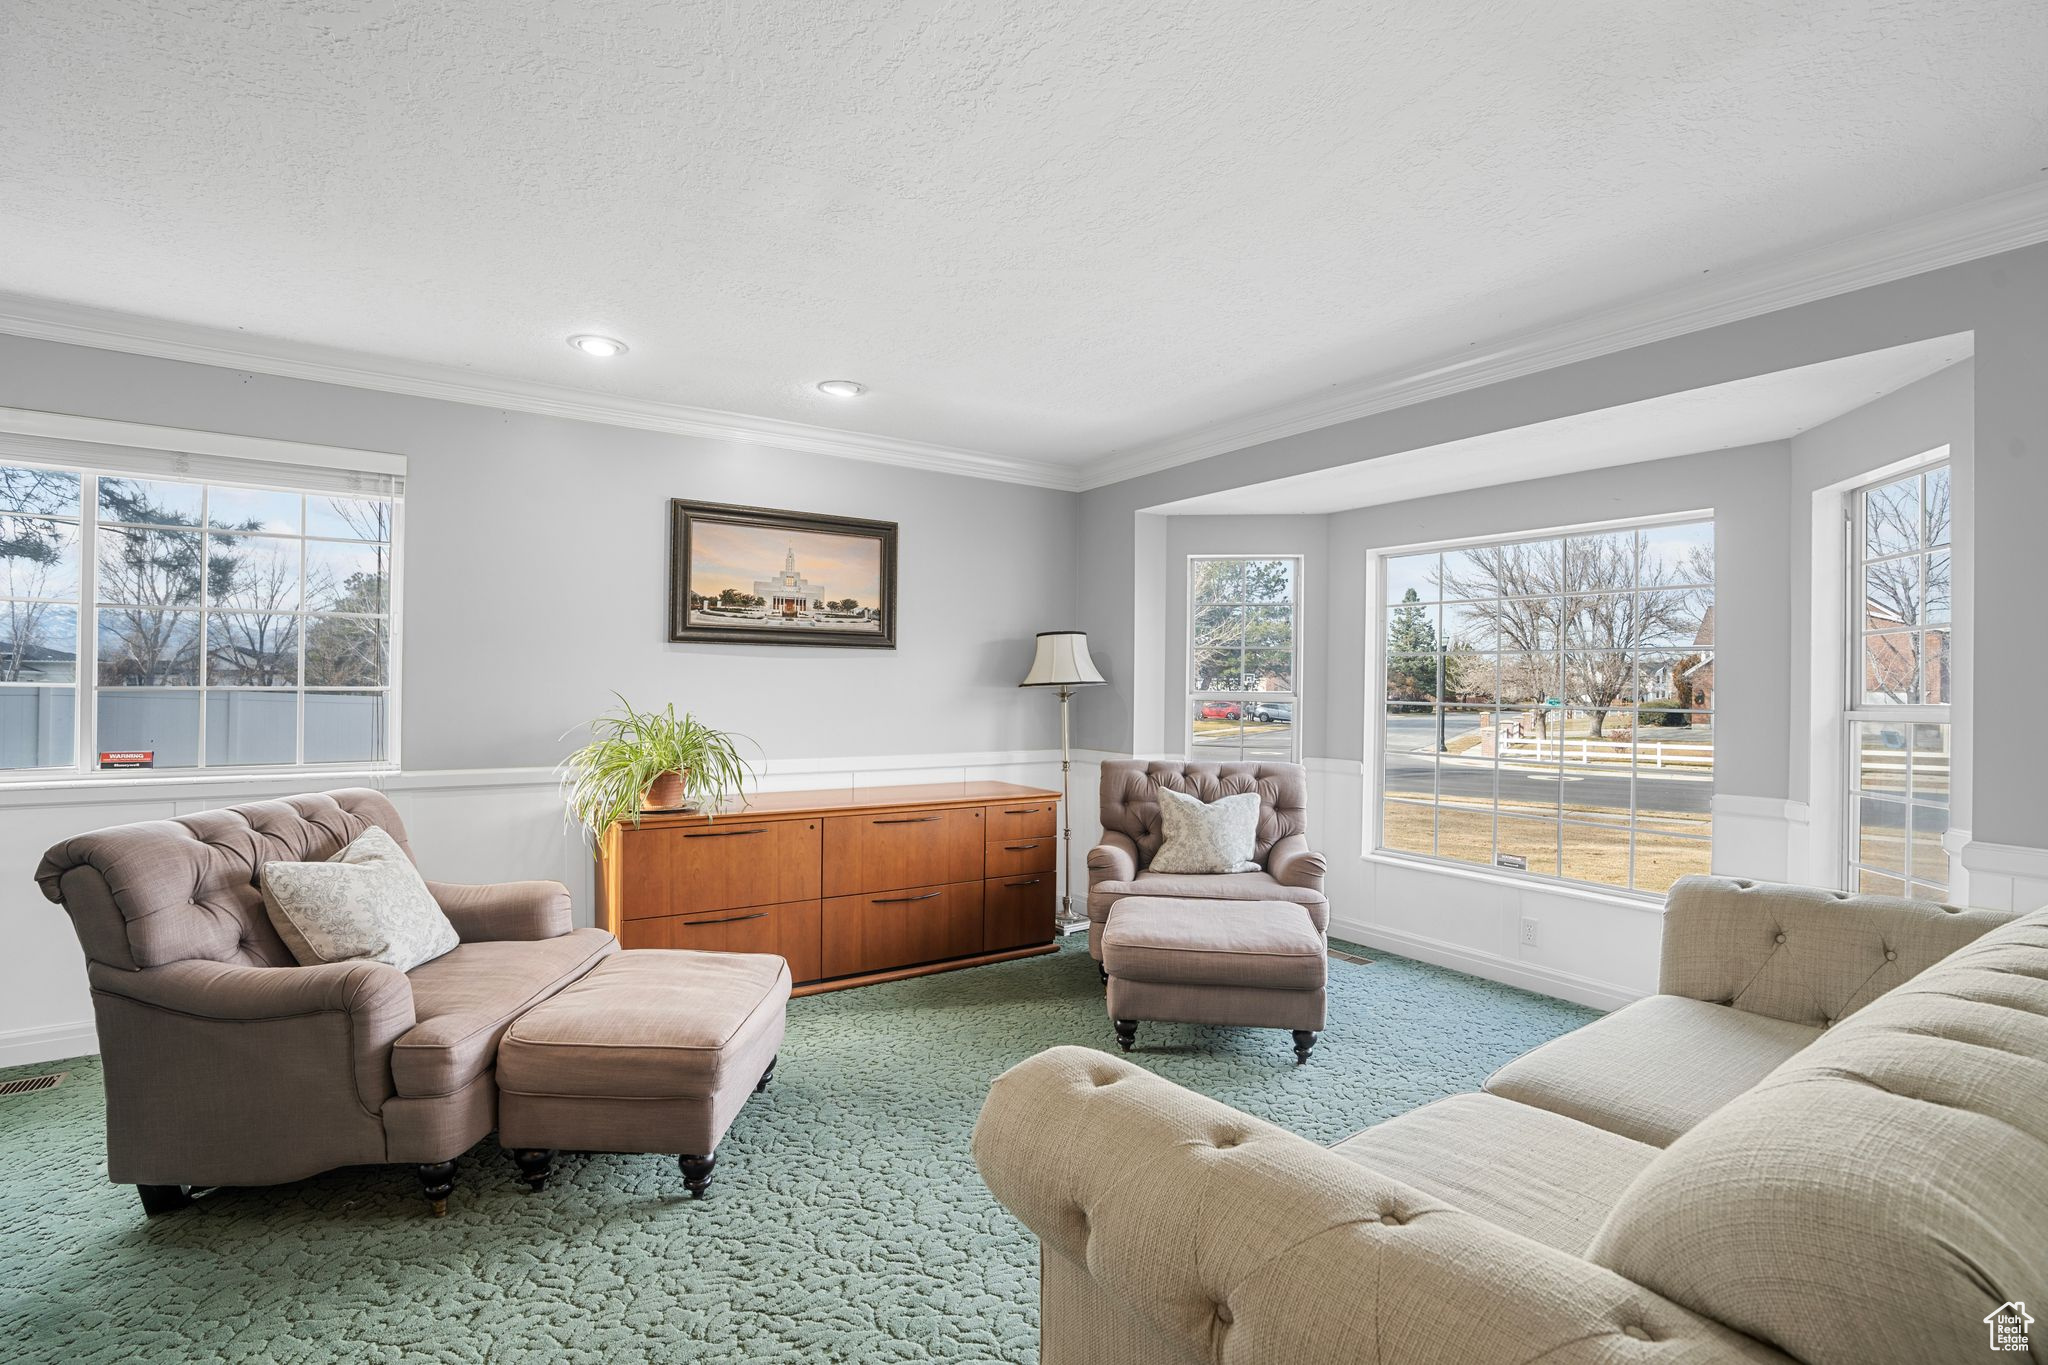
<box><xmin>1019</xmin><ymin>631</ymin><xmax>1106</xmax><ymax>687</ymax></box>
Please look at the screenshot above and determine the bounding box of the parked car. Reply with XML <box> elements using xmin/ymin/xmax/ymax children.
<box><xmin>1198</xmin><ymin>701</ymin><xmax>1241</xmax><ymax>720</ymax></box>
<box><xmin>1248</xmin><ymin>700</ymin><xmax>1292</xmax><ymax>724</ymax></box>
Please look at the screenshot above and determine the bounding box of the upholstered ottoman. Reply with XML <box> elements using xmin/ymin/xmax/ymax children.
<box><xmin>1102</xmin><ymin>896</ymin><xmax>1327</xmax><ymax>1063</ymax></box>
<box><xmin>497</xmin><ymin>949</ymin><xmax>790</xmax><ymax>1198</ymax></box>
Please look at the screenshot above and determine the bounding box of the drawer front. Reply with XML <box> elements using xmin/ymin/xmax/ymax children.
<box><xmin>984</xmin><ymin>835</ymin><xmax>1057</xmax><ymax>878</ymax></box>
<box><xmin>983</xmin><ymin>875</ymin><xmax>1056</xmax><ymax>952</ymax></box>
<box><xmin>825</xmin><ymin>807</ymin><xmax>983</xmax><ymax>896</ymax></box>
<box><xmin>671</xmin><ymin>818</ymin><xmax>822</xmax><ymax>915</ymax></box>
<box><xmin>621</xmin><ymin>898</ymin><xmax>823</xmax><ymax>983</ymax></box>
<box><xmin>821</xmin><ymin>881</ymin><xmax>984</xmax><ymax>978</ymax></box>
<box><xmin>984</xmin><ymin>800</ymin><xmax>1057</xmax><ymax>842</ymax></box>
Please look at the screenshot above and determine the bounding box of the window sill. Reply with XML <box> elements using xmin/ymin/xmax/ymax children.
<box><xmin>0</xmin><ymin>765</ymin><xmax>400</xmax><ymax>809</ymax></box>
<box><xmin>1362</xmin><ymin>850</ymin><xmax>1669</xmax><ymax>915</ymax></box>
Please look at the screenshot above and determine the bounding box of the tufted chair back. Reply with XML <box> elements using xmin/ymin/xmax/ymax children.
<box><xmin>36</xmin><ymin>788</ymin><xmax>413</xmax><ymax>973</ymax></box>
<box><xmin>1098</xmin><ymin>760</ymin><xmax>1308</xmax><ymax>870</ymax></box>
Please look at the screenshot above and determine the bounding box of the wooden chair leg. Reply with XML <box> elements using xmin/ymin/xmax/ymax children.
<box><xmin>417</xmin><ymin>1159</ymin><xmax>457</xmax><ymax>1217</ymax></box>
<box><xmin>1292</xmin><ymin>1030</ymin><xmax>1318</xmax><ymax>1065</ymax></box>
<box><xmin>1114</xmin><ymin>1019</ymin><xmax>1138</xmax><ymax>1052</ymax></box>
<box><xmin>512</xmin><ymin>1149</ymin><xmax>555</xmax><ymax>1192</ymax></box>
<box><xmin>136</xmin><ymin>1184</ymin><xmax>194</xmax><ymax>1216</ymax></box>
<box><xmin>679</xmin><ymin>1153</ymin><xmax>717</xmax><ymax>1199</ymax></box>
<box><xmin>755</xmin><ymin>1056</ymin><xmax>777</xmax><ymax>1093</ymax></box>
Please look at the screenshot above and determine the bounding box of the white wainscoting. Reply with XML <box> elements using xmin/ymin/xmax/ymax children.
<box><xmin>1957</xmin><ymin>835</ymin><xmax>2048</xmax><ymax>916</ymax></box>
<box><xmin>0</xmin><ymin>748</ymin><xmax>1082</xmax><ymax>1068</ymax></box>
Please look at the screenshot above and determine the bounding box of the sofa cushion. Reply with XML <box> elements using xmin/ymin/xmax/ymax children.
<box><xmin>1485</xmin><ymin>994</ymin><xmax>1819</xmax><ymax>1146</ymax></box>
<box><xmin>1590</xmin><ymin>909</ymin><xmax>2048</xmax><ymax>1365</ymax></box>
<box><xmin>1147</xmin><ymin>788</ymin><xmax>1262</xmax><ymax>874</ymax></box>
<box><xmin>1102</xmin><ymin>898</ymin><xmax>1324</xmax><ymax>990</ymax></box>
<box><xmin>391</xmin><ymin>927</ymin><xmax>616</xmax><ymax>1098</ymax></box>
<box><xmin>498</xmin><ymin>949</ymin><xmax>792</xmax><ymax>1100</ymax></box>
<box><xmin>260</xmin><ymin>826</ymin><xmax>459</xmax><ymax>972</ymax></box>
<box><xmin>1331</xmin><ymin>1092</ymin><xmax>1660</xmax><ymax>1255</ymax></box>
<box><xmin>1100</xmin><ymin>870</ymin><xmax>1328</xmax><ymax>907</ymax></box>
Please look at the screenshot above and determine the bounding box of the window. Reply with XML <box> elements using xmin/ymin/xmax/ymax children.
<box><xmin>1</xmin><ymin>457</ymin><xmax>398</xmax><ymax>775</ymax></box>
<box><xmin>1188</xmin><ymin>556</ymin><xmax>1300</xmax><ymax>760</ymax></box>
<box><xmin>1846</xmin><ymin>463</ymin><xmax>1950</xmax><ymax>896</ymax></box>
<box><xmin>1376</xmin><ymin>517</ymin><xmax>1714</xmax><ymax>896</ymax></box>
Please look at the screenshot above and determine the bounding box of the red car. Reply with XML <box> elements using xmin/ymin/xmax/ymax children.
<box><xmin>1199</xmin><ymin>701</ymin><xmax>1242</xmax><ymax>720</ymax></box>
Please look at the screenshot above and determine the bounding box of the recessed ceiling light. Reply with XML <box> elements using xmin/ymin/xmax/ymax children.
<box><xmin>568</xmin><ymin>334</ymin><xmax>628</xmax><ymax>358</ymax></box>
<box><xmin>816</xmin><ymin>379</ymin><xmax>867</xmax><ymax>398</ymax></box>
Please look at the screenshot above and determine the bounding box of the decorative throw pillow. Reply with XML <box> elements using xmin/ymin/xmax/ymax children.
<box><xmin>260</xmin><ymin>826</ymin><xmax>459</xmax><ymax>972</ymax></box>
<box><xmin>1148</xmin><ymin>787</ymin><xmax>1262</xmax><ymax>875</ymax></box>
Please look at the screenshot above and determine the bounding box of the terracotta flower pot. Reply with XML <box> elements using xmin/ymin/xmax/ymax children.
<box><xmin>642</xmin><ymin>770</ymin><xmax>689</xmax><ymax>812</ymax></box>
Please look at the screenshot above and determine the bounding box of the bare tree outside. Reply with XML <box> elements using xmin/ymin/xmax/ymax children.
<box><xmin>1860</xmin><ymin>469</ymin><xmax>1949</xmax><ymax>704</ymax></box>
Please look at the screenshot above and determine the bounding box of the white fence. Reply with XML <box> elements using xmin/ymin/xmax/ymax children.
<box><xmin>1502</xmin><ymin>735</ymin><xmax>1714</xmax><ymax>769</ymax></box>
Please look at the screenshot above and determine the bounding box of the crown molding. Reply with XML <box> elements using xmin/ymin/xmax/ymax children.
<box><xmin>0</xmin><ymin>293</ymin><xmax>1085</xmax><ymax>492</ymax></box>
<box><xmin>1079</xmin><ymin>178</ymin><xmax>2048</xmax><ymax>491</ymax></box>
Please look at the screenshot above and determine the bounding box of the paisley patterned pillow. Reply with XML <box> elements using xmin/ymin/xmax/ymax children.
<box><xmin>1148</xmin><ymin>787</ymin><xmax>1262</xmax><ymax>875</ymax></box>
<box><xmin>260</xmin><ymin>826</ymin><xmax>459</xmax><ymax>972</ymax></box>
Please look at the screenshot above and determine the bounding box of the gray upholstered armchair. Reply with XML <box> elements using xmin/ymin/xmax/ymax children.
<box><xmin>1085</xmin><ymin>759</ymin><xmax>1328</xmax><ymax>961</ymax></box>
<box><xmin>34</xmin><ymin>789</ymin><xmax>616</xmax><ymax>1216</ymax></box>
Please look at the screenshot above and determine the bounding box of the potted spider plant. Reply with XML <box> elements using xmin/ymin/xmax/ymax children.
<box><xmin>559</xmin><ymin>695</ymin><xmax>755</xmax><ymax>844</ymax></box>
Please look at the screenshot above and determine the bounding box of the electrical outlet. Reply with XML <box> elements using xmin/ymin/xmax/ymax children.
<box><xmin>1519</xmin><ymin>916</ymin><xmax>1541</xmax><ymax>947</ymax></box>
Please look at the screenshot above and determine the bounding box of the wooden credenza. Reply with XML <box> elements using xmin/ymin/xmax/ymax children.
<box><xmin>595</xmin><ymin>780</ymin><xmax>1064</xmax><ymax>994</ymax></box>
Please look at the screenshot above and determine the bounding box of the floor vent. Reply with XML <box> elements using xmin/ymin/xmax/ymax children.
<box><xmin>0</xmin><ymin>1072</ymin><xmax>66</xmax><ymax>1098</ymax></box>
<box><xmin>1330</xmin><ymin>948</ymin><xmax>1375</xmax><ymax>966</ymax></box>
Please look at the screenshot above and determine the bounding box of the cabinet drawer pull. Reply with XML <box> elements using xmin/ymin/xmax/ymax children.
<box><xmin>1002</xmin><ymin>807</ymin><xmax>1045</xmax><ymax>815</ymax></box>
<box><xmin>872</xmin><ymin>891</ymin><xmax>942</xmax><ymax>904</ymax></box>
<box><xmin>683</xmin><ymin>827</ymin><xmax>765</xmax><ymax>839</ymax></box>
<box><xmin>1003</xmin><ymin>878</ymin><xmax>1042</xmax><ymax>888</ymax></box>
<box><xmin>873</xmin><ymin>815</ymin><xmax>942</xmax><ymax>824</ymax></box>
<box><xmin>683</xmin><ymin>912</ymin><xmax>769</xmax><ymax>926</ymax></box>
<box><xmin>1003</xmin><ymin>842</ymin><xmax>1040</xmax><ymax>851</ymax></box>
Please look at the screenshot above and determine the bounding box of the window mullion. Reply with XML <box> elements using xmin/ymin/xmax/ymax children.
<box><xmin>78</xmin><ymin>474</ymin><xmax>97</xmax><ymax>773</ymax></box>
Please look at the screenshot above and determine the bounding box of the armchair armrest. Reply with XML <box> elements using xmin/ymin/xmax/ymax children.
<box><xmin>974</xmin><ymin>1047</ymin><xmax>1789</xmax><ymax>1365</ymax></box>
<box><xmin>1086</xmin><ymin>833</ymin><xmax>1139</xmax><ymax>924</ymax></box>
<box><xmin>1660</xmin><ymin>875</ymin><xmax>2009</xmax><ymax>1026</ymax></box>
<box><xmin>1265</xmin><ymin>831</ymin><xmax>1326</xmax><ymax>892</ymax></box>
<box><xmin>427</xmin><ymin>879</ymin><xmax>573</xmax><ymax>942</ymax></box>
<box><xmin>88</xmin><ymin>957</ymin><xmax>415</xmax><ymax>1128</ymax></box>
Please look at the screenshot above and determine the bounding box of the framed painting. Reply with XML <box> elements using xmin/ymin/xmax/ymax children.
<box><xmin>669</xmin><ymin>500</ymin><xmax>898</xmax><ymax>648</ymax></box>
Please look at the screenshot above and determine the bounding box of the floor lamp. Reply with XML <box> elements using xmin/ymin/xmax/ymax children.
<box><xmin>1019</xmin><ymin>631</ymin><xmax>1106</xmax><ymax>933</ymax></box>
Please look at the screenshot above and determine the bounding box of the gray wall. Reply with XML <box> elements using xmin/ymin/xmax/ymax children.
<box><xmin>1080</xmin><ymin>242</ymin><xmax>2048</xmax><ymax>851</ymax></box>
<box><xmin>0</xmin><ymin>335</ymin><xmax>1079</xmax><ymax>770</ymax></box>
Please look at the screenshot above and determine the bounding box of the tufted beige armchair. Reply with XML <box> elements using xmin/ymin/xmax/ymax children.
<box><xmin>35</xmin><ymin>789</ymin><xmax>616</xmax><ymax>1216</ymax></box>
<box><xmin>1084</xmin><ymin>759</ymin><xmax>1327</xmax><ymax>961</ymax></box>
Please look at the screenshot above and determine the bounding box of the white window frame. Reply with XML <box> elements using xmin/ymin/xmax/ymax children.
<box><xmin>1843</xmin><ymin>456</ymin><xmax>1951</xmax><ymax>895</ymax></box>
<box><xmin>0</xmin><ymin>407</ymin><xmax>405</xmax><ymax>785</ymax></box>
<box><xmin>1368</xmin><ymin>511</ymin><xmax>1715</xmax><ymax>901</ymax></box>
<box><xmin>1186</xmin><ymin>554</ymin><xmax>1304</xmax><ymax>763</ymax></box>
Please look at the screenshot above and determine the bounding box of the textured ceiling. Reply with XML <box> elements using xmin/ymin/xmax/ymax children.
<box><xmin>2</xmin><ymin>2</ymin><xmax>2044</xmax><ymax>467</ymax></box>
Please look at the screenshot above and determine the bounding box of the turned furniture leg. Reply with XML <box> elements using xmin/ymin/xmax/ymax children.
<box><xmin>137</xmin><ymin>1183</ymin><xmax>194</xmax><ymax>1216</ymax></box>
<box><xmin>1099</xmin><ymin>963</ymin><xmax>1108</xmax><ymax>985</ymax></box>
<box><xmin>755</xmin><ymin>1056</ymin><xmax>777</xmax><ymax>1093</ymax></box>
<box><xmin>512</xmin><ymin>1149</ymin><xmax>555</xmax><ymax>1192</ymax></box>
<box><xmin>1114</xmin><ymin>1019</ymin><xmax>1138</xmax><ymax>1052</ymax></box>
<box><xmin>678</xmin><ymin>1153</ymin><xmax>717</xmax><ymax>1199</ymax></box>
<box><xmin>417</xmin><ymin>1159</ymin><xmax>457</xmax><ymax>1217</ymax></box>
<box><xmin>1292</xmin><ymin>1030</ymin><xmax>1318</xmax><ymax>1065</ymax></box>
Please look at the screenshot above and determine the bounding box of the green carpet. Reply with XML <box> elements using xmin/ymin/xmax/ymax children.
<box><xmin>0</xmin><ymin>938</ymin><xmax>1594</xmax><ymax>1364</ymax></box>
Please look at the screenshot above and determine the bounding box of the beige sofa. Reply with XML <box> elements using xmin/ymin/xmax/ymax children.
<box><xmin>975</xmin><ymin>876</ymin><xmax>2048</xmax><ymax>1365</ymax></box>
<box><xmin>35</xmin><ymin>789</ymin><xmax>616</xmax><ymax>1216</ymax></box>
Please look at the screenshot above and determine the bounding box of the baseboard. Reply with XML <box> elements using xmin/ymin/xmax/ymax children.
<box><xmin>1328</xmin><ymin>917</ymin><xmax>1644</xmax><ymax>1013</ymax></box>
<box><xmin>0</xmin><ymin>1021</ymin><xmax>98</xmax><ymax>1069</ymax></box>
